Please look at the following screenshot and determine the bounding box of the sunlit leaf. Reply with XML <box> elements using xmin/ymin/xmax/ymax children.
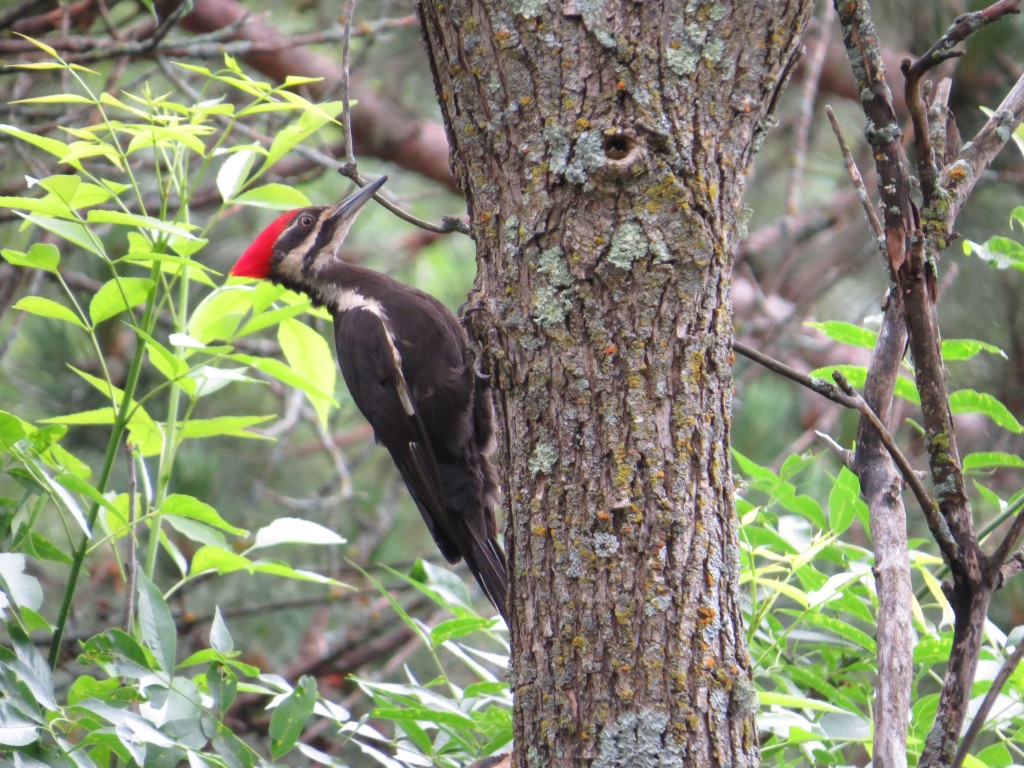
<box><xmin>217</xmin><ymin>148</ymin><xmax>258</xmax><ymax>202</ymax></box>
<box><xmin>805</xmin><ymin>321</ymin><xmax>877</xmax><ymax>349</ymax></box>
<box><xmin>13</xmin><ymin>296</ymin><xmax>87</xmax><ymax>330</ymax></box>
<box><xmin>949</xmin><ymin>389</ymin><xmax>1023</xmax><ymax>434</ymax></box>
<box><xmin>278</xmin><ymin>318</ymin><xmax>336</xmax><ymax>427</ymax></box>
<box><xmin>251</xmin><ymin>518</ymin><xmax>345</xmax><ymax>549</ymax></box>
<box><xmin>1</xmin><ymin>243</ymin><xmax>60</xmax><ymax>273</ymax></box>
<box><xmin>161</xmin><ymin>494</ymin><xmax>248</xmax><ymax>537</ymax></box>
<box><xmin>89</xmin><ymin>277</ymin><xmax>154</xmax><ymax>325</ymax></box>
<box><xmin>178</xmin><ymin>415</ymin><xmax>274</xmax><ymax>440</ymax></box>
<box><xmin>233</xmin><ymin>184</ymin><xmax>311</xmax><ymax>210</ymax></box>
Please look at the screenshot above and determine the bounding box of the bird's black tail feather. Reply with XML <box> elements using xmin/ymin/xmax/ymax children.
<box><xmin>466</xmin><ymin>535</ymin><xmax>509</xmax><ymax>625</ymax></box>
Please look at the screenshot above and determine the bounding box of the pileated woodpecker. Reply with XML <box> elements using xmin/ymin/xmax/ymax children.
<box><xmin>230</xmin><ymin>177</ymin><xmax>509</xmax><ymax>623</ymax></box>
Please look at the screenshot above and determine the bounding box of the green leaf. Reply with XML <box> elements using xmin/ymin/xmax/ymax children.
<box><xmin>209</xmin><ymin>608</ymin><xmax>234</xmax><ymax>655</ymax></box>
<box><xmin>0</xmin><ymin>708</ymin><xmax>39</xmax><ymax>747</ymax></box>
<box><xmin>177</xmin><ymin>414</ymin><xmax>274</xmax><ymax>440</ymax></box>
<box><xmin>963</xmin><ymin>236</ymin><xmax>1024</xmax><ymax>271</ymax></box>
<box><xmin>78</xmin><ymin>628</ymin><xmax>156</xmax><ymax>678</ymax></box>
<box><xmin>232</xmin><ymin>183</ymin><xmax>312</xmax><ymax>210</ymax></box>
<box><xmin>758</xmin><ymin>691</ymin><xmax>846</xmax><ymax>713</ymax></box>
<box><xmin>0</xmin><ymin>553</ymin><xmax>44</xmax><ymax>612</ymax></box>
<box><xmin>0</xmin><ymin>194</ymin><xmax>75</xmax><ymax>217</ymax></box>
<box><xmin>805</xmin><ymin>321</ymin><xmax>878</xmax><ymax>349</ymax></box>
<box><xmin>5</xmin><ymin>624</ymin><xmax>57</xmax><ymax>712</ymax></box>
<box><xmin>191</xmin><ymin>545</ymin><xmax>252</xmax><ymax>576</ymax></box>
<box><xmin>41</xmin><ymin>407</ymin><xmax>116</xmax><ymax>425</ymax></box>
<box><xmin>136</xmin><ymin>573</ymin><xmax>177</xmax><ymax>675</ymax></box>
<box><xmin>251</xmin><ymin>518</ymin><xmax>345</xmax><ymax>549</ymax></box>
<box><xmin>86</xmin><ymin>210</ymin><xmax>199</xmax><ymax>240</ymax></box>
<box><xmin>941</xmin><ymin>338</ymin><xmax>1007</xmax><ymax>361</ymax></box>
<box><xmin>35</xmin><ymin>173</ymin><xmax>81</xmax><ymax>201</ymax></box>
<box><xmin>13</xmin><ymin>296</ymin><xmax>87</xmax><ymax>330</ymax></box>
<box><xmin>277</xmin><ymin>318</ymin><xmax>337</xmax><ymax>427</ymax></box>
<box><xmin>1</xmin><ymin>243</ymin><xmax>60</xmax><ymax>272</ymax></box>
<box><xmin>208</xmin><ymin>661</ymin><xmax>239</xmax><ymax>717</ymax></box>
<box><xmin>237</xmin><ymin>302</ymin><xmax>310</xmax><ymax>338</ymax></box>
<box><xmin>230</xmin><ymin>353</ymin><xmax>336</xmax><ymax>408</ymax></box>
<box><xmin>828</xmin><ymin>466</ymin><xmax>865</xmax><ymax>534</ymax></box>
<box><xmin>269</xmin><ymin>675</ymin><xmax>317</xmax><ymax>760</ymax></box>
<box><xmin>949</xmin><ymin>389</ymin><xmax>1023</xmax><ymax>434</ymax></box>
<box><xmin>216</xmin><ymin>148</ymin><xmax>258</xmax><ymax>202</ymax></box>
<box><xmin>161</xmin><ymin>494</ymin><xmax>248</xmax><ymax>536</ymax></box>
<box><xmin>188</xmin><ymin>286</ymin><xmax>254</xmax><ymax>343</ymax></box>
<box><xmin>212</xmin><ymin>722</ymin><xmax>255</xmax><ymax>768</ymax></box>
<box><xmin>0</xmin><ymin>124</ymin><xmax>72</xmax><ymax>161</ymax></box>
<box><xmin>430</xmin><ymin>617</ymin><xmax>498</xmax><ymax>645</ymax></box>
<box><xmin>799</xmin><ymin>612</ymin><xmax>877</xmax><ymax>652</ymax></box>
<box><xmin>17</xmin><ymin>214</ymin><xmax>103</xmax><ymax>255</ymax></box>
<box><xmin>89</xmin><ymin>277</ymin><xmax>154</xmax><ymax>325</ymax></box>
<box><xmin>963</xmin><ymin>451</ymin><xmax>1024</xmax><ymax>471</ymax></box>
<box><xmin>117</xmin><ymin>252</ymin><xmax>218</xmax><ymax>288</ymax></box>
<box><xmin>371</xmin><ymin>705</ymin><xmax>477</xmax><ymax>729</ymax></box>
<box><xmin>14</xmin><ymin>93</ymin><xmax>94</xmax><ymax>105</ymax></box>
<box><xmin>259</xmin><ymin>100</ymin><xmax>344</xmax><ymax>175</ymax></box>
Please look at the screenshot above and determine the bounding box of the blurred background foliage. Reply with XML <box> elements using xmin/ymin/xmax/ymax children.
<box><xmin>0</xmin><ymin>0</ymin><xmax>1022</xmax><ymax>765</ymax></box>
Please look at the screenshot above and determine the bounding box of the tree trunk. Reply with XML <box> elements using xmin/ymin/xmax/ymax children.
<box><xmin>416</xmin><ymin>3</ymin><xmax>813</xmax><ymax>765</ymax></box>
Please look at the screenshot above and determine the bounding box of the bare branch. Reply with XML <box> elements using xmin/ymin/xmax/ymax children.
<box><xmin>942</xmin><ymin>71</ymin><xmax>1024</xmax><ymax>221</ymax></box>
<box><xmin>813</xmin><ymin>430</ymin><xmax>855</xmax><ymax>471</ymax></box>
<box><xmin>825</xmin><ymin>105</ymin><xmax>884</xmax><ymax>242</ymax></box>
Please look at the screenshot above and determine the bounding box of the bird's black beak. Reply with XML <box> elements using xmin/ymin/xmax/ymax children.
<box><xmin>329</xmin><ymin>175</ymin><xmax>388</xmax><ymax>222</ymax></box>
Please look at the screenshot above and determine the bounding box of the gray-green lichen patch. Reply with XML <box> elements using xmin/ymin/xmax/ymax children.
<box><xmin>538</xmin><ymin>246</ymin><xmax>573</xmax><ymax>286</ymax></box>
<box><xmin>666</xmin><ymin>21</ymin><xmax>704</xmax><ymax>77</ymax></box>
<box><xmin>593</xmin><ymin>532</ymin><xmax>620</xmax><ymax>557</ymax></box>
<box><xmin>608</xmin><ymin>221</ymin><xmax>649</xmax><ymax>269</ymax></box>
<box><xmin>566</xmin><ymin>131</ymin><xmax>606</xmax><ymax>185</ymax></box>
<box><xmin>545</xmin><ymin>120</ymin><xmax>570</xmax><ymax>176</ymax></box>
<box><xmin>533</xmin><ymin>283</ymin><xmax>571</xmax><ymax>326</ymax></box>
<box><xmin>593</xmin><ymin>709</ymin><xmax>683</xmax><ymax>767</ymax></box>
<box><xmin>528</xmin><ymin>442</ymin><xmax>558</xmax><ymax>476</ymax></box>
<box><xmin>511</xmin><ymin>0</ymin><xmax>547</xmax><ymax>19</ymax></box>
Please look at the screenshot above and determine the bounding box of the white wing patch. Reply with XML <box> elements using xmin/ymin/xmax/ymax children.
<box><xmin>332</xmin><ymin>288</ymin><xmax>416</xmax><ymax>417</ymax></box>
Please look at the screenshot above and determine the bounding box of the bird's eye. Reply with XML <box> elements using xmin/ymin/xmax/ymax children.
<box><xmin>299</xmin><ymin>214</ymin><xmax>315</xmax><ymax>227</ymax></box>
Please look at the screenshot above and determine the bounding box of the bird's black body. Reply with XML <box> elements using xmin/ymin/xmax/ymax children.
<box><xmin>231</xmin><ymin>177</ymin><xmax>509</xmax><ymax>622</ymax></box>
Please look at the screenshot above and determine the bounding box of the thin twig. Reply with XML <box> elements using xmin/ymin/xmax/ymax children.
<box><xmin>814</xmin><ymin>430</ymin><xmax>855</xmax><ymax>471</ymax></box>
<box><xmin>122</xmin><ymin>443</ymin><xmax>139</xmax><ymax>634</ymax></box>
<box><xmin>733</xmin><ymin>339</ymin><xmax>858</xmax><ymax>408</ymax></box>
<box><xmin>952</xmin><ymin>639</ymin><xmax>1024</xmax><ymax>768</ymax></box>
<box><xmin>824</xmin><ymin>105</ymin><xmax>883</xmax><ymax>242</ymax></box>
<box><xmin>732</xmin><ymin>339</ymin><xmax>946</xmax><ymax>549</ymax></box>
<box><xmin>0</xmin><ymin>16</ymin><xmax>419</xmax><ymax>63</ymax></box>
<box><xmin>340</xmin><ymin>0</ymin><xmax>358</xmax><ymax>169</ymax></box>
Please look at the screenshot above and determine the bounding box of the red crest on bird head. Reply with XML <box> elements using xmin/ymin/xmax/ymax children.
<box><xmin>230</xmin><ymin>209</ymin><xmax>300</xmax><ymax>279</ymax></box>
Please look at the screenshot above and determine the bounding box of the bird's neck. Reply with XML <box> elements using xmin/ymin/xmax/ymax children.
<box><xmin>274</xmin><ymin>261</ymin><xmax>388</xmax><ymax>319</ymax></box>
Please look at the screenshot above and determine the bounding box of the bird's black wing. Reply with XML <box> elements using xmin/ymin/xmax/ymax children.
<box><xmin>334</xmin><ymin>306</ymin><xmax>461</xmax><ymax>560</ymax></box>
<box><xmin>334</xmin><ymin>306</ymin><xmax>509</xmax><ymax>621</ymax></box>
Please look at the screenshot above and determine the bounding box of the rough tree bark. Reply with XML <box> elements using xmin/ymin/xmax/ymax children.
<box><xmin>416</xmin><ymin>2</ymin><xmax>813</xmax><ymax>765</ymax></box>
